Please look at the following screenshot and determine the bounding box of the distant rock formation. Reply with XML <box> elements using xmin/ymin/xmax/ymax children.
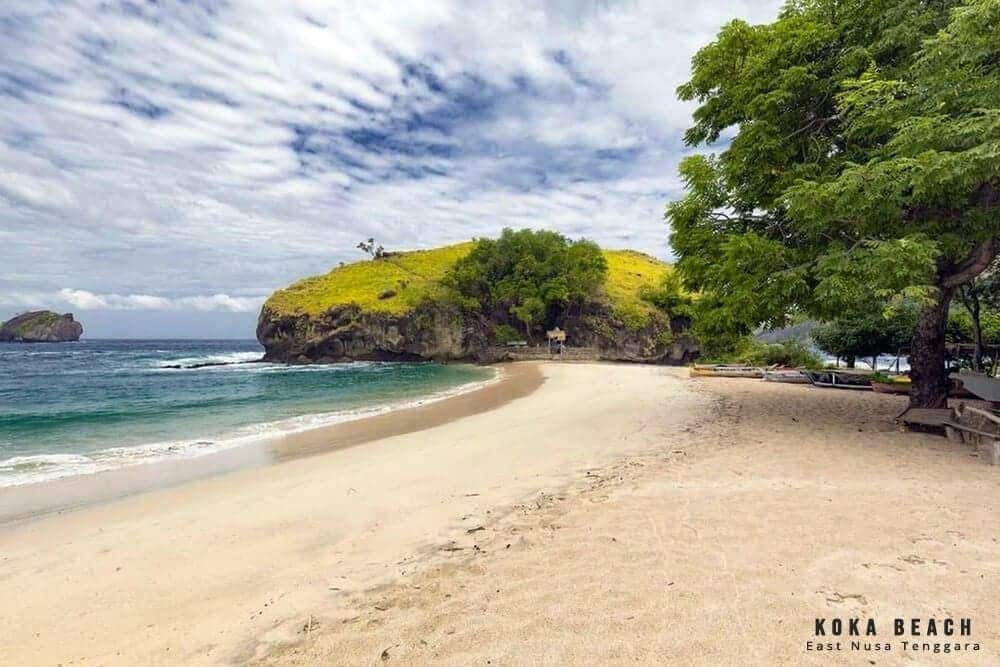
<box><xmin>0</xmin><ymin>311</ymin><xmax>83</xmax><ymax>343</ymax></box>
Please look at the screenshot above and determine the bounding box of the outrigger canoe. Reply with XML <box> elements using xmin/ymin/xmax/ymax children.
<box><xmin>762</xmin><ymin>369</ymin><xmax>811</xmax><ymax>383</ymax></box>
<box><xmin>802</xmin><ymin>369</ymin><xmax>873</xmax><ymax>390</ymax></box>
<box><xmin>873</xmin><ymin>374</ymin><xmax>979</xmax><ymax>398</ymax></box>
<box><xmin>689</xmin><ymin>364</ymin><xmax>775</xmax><ymax>378</ymax></box>
<box><xmin>871</xmin><ymin>376</ymin><xmax>912</xmax><ymax>394</ymax></box>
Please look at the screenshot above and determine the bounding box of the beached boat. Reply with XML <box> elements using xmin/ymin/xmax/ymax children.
<box><xmin>874</xmin><ymin>375</ymin><xmax>978</xmax><ymax>398</ymax></box>
<box><xmin>871</xmin><ymin>376</ymin><xmax>912</xmax><ymax>394</ymax></box>
<box><xmin>762</xmin><ymin>369</ymin><xmax>810</xmax><ymax>384</ymax></box>
<box><xmin>690</xmin><ymin>364</ymin><xmax>772</xmax><ymax>378</ymax></box>
<box><xmin>803</xmin><ymin>369</ymin><xmax>873</xmax><ymax>390</ymax></box>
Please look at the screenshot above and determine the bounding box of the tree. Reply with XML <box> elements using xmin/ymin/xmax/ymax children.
<box><xmin>444</xmin><ymin>228</ymin><xmax>607</xmax><ymax>340</ymax></box>
<box><xmin>955</xmin><ymin>258</ymin><xmax>1000</xmax><ymax>370</ymax></box>
<box><xmin>357</xmin><ymin>237</ymin><xmax>386</xmax><ymax>259</ymax></box>
<box><xmin>668</xmin><ymin>0</ymin><xmax>999</xmax><ymax>407</ymax></box>
<box><xmin>812</xmin><ymin>304</ymin><xmax>920</xmax><ymax>370</ymax></box>
<box><xmin>639</xmin><ymin>271</ymin><xmax>694</xmax><ymax>320</ymax></box>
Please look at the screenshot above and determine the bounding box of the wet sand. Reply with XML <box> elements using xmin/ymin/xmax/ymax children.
<box><xmin>0</xmin><ymin>363</ymin><xmax>539</xmax><ymax>525</ymax></box>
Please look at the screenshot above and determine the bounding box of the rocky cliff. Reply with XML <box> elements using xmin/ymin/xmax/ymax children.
<box><xmin>257</xmin><ymin>244</ymin><xmax>699</xmax><ymax>365</ymax></box>
<box><xmin>0</xmin><ymin>311</ymin><xmax>83</xmax><ymax>342</ymax></box>
<box><xmin>257</xmin><ymin>301</ymin><xmax>475</xmax><ymax>363</ymax></box>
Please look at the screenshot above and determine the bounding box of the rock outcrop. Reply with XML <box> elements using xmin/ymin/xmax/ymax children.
<box><xmin>562</xmin><ymin>302</ymin><xmax>699</xmax><ymax>364</ymax></box>
<box><xmin>0</xmin><ymin>311</ymin><xmax>83</xmax><ymax>342</ymax></box>
<box><xmin>257</xmin><ymin>302</ymin><xmax>476</xmax><ymax>363</ymax></box>
<box><xmin>257</xmin><ymin>300</ymin><xmax>698</xmax><ymax>365</ymax></box>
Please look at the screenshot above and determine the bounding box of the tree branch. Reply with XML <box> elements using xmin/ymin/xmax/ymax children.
<box><xmin>707</xmin><ymin>211</ymin><xmax>774</xmax><ymax>224</ymax></box>
<box><xmin>942</xmin><ymin>237</ymin><xmax>999</xmax><ymax>288</ymax></box>
<box><xmin>782</xmin><ymin>113</ymin><xmax>840</xmax><ymax>141</ymax></box>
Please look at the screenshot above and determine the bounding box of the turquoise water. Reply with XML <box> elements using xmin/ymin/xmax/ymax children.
<box><xmin>0</xmin><ymin>340</ymin><xmax>493</xmax><ymax>486</ymax></box>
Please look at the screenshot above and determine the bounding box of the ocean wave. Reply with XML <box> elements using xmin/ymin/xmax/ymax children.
<box><xmin>153</xmin><ymin>351</ymin><xmax>264</xmax><ymax>369</ymax></box>
<box><xmin>0</xmin><ymin>367</ymin><xmax>501</xmax><ymax>488</ymax></box>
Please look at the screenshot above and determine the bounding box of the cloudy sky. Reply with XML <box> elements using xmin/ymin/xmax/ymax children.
<box><xmin>1</xmin><ymin>0</ymin><xmax>780</xmax><ymax>338</ymax></box>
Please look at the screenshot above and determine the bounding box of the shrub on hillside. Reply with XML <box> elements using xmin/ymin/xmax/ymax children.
<box><xmin>444</xmin><ymin>228</ymin><xmax>607</xmax><ymax>340</ymax></box>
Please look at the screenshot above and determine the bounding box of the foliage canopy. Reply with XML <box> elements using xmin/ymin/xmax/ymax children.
<box><xmin>444</xmin><ymin>228</ymin><xmax>608</xmax><ymax>337</ymax></box>
<box><xmin>812</xmin><ymin>304</ymin><xmax>920</xmax><ymax>364</ymax></box>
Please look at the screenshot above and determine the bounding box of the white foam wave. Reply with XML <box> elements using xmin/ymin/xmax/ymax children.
<box><xmin>153</xmin><ymin>351</ymin><xmax>263</xmax><ymax>368</ymax></box>
<box><xmin>0</xmin><ymin>367</ymin><xmax>501</xmax><ymax>488</ymax></box>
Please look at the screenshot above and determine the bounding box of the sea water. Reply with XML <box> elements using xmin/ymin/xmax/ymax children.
<box><xmin>0</xmin><ymin>340</ymin><xmax>494</xmax><ymax>487</ymax></box>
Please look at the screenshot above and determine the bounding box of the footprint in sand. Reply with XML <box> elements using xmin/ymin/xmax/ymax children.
<box><xmin>899</xmin><ymin>554</ymin><xmax>947</xmax><ymax>566</ymax></box>
<box><xmin>823</xmin><ymin>591</ymin><xmax>868</xmax><ymax>606</ymax></box>
<box><xmin>861</xmin><ymin>562</ymin><xmax>904</xmax><ymax>572</ymax></box>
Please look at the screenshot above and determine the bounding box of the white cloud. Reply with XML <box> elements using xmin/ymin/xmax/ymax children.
<box><xmin>178</xmin><ymin>294</ymin><xmax>263</xmax><ymax>313</ymax></box>
<box><xmin>0</xmin><ymin>170</ymin><xmax>75</xmax><ymax>209</ymax></box>
<box><xmin>58</xmin><ymin>288</ymin><xmax>109</xmax><ymax>310</ymax></box>
<box><xmin>17</xmin><ymin>289</ymin><xmax>264</xmax><ymax>313</ymax></box>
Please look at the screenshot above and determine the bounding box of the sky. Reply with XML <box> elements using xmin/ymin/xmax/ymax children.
<box><xmin>1</xmin><ymin>0</ymin><xmax>781</xmax><ymax>338</ymax></box>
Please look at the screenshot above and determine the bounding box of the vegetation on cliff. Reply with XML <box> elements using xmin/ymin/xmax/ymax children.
<box><xmin>264</xmin><ymin>232</ymin><xmax>680</xmax><ymax>334</ymax></box>
<box><xmin>265</xmin><ymin>242</ymin><xmax>475</xmax><ymax>317</ymax></box>
<box><xmin>443</xmin><ymin>229</ymin><xmax>608</xmax><ymax>339</ymax></box>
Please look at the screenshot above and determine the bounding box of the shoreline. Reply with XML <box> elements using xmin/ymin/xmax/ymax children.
<box><xmin>0</xmin><ymin>362</ymin><xmax>706</xmax><ymax>665</ymax></box>
<box><xmin>0</xmin><ymin>362</ymin><xmax>541</xmax><ymax>526</ymax></box>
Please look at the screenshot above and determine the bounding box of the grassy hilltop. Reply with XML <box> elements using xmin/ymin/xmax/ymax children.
<box><xmin>264</xmin><ymin>242</ymin><xmax>674</xmax><ymax>329</ymax></box>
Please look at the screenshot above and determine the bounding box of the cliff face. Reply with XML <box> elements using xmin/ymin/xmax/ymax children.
<box><xmin>257</xmin><ymin>302</ymin><xmax>477</xmax><ymax>363</ymax></box>
<box><xmin>562</xmin><ymin>302</ymin><xmax>699</xmax><ymax>364</ymax></box>
<box><xmin>257</xmin><ymin>298</ymin><xmax>698</xmax><ymax>365</ymax></box>
<box><xmin>0</xmin><ymin>311</ymin><xmax>83</xmax><ymax>343</ymax></box>
<box><xmin>256</xmin><ymin>302</ymin><xmax>697</xmax><ymax>364</ymax></box>
<box><xmin>257</xmin><ymin>244</ymin><xmax>700</xmax><ymax>365</ymax></box>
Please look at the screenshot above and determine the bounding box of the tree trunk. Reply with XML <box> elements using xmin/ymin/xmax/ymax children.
<box><xmin>908</xmin><ymin>287</ymin><xmax>954</xmax><ymax>408</ymax></box>
<box><xmin>845</xmin><ymin>356</ymin><xmax>856</xmax><ymax>369</ymax></box>
<box><xmin>970</xmin><ymin>298</ymin><xmax>984</xmax><ymax>372</ymax></box>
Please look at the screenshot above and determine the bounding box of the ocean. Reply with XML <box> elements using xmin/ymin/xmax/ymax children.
<box><xmin>0</xmin><ymin>340</ymin><xmax>494</xmax><ymax>487</ymax></box>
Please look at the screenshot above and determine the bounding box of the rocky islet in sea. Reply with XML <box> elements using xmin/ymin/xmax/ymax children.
<box><xmin>0</xmin><ymin>310</ymin><xmax>83</xmax><ymax>343</ymax></box>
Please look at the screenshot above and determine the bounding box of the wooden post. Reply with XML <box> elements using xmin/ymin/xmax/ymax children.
<box><xmin>981</xmin><ymin>439</ymin><xmax>1000</xmax><ymax>466</ymax></box>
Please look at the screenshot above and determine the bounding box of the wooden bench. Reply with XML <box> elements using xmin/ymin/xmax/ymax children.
<box><xmin>894</xmin><ymin>406</ymin><xmax>999</xmax><ymax>465</ymax></box>
<box><xmin>955</xmin><ymin>403</ymin><xmax>1000</xmax><ymax>425</ymax></box>
<box><xmin>941</xmin><ymin>420</ymin><xmax>1000</xmax><ymax>465</ymax></box>
<box><xmin>894</xmin><ymin>407</ymin><xmax>953</xmax><ymax>431</ymax></box>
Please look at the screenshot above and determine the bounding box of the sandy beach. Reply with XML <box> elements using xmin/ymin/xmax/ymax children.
<box><xmin>2</xmin><ymin>363</ymin><xmax>998</xmax><ymax>665</ymax></box>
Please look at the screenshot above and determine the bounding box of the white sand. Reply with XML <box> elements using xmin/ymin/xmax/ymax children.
<box><xmin>2</xmin><ymin>364</ymin><xmax>997</xmax><ymax>665</ymax></box>
<box><xmin>261</xmin><ymin>373</ymin><xmax>999</xmax><ymax>665</ymax></box>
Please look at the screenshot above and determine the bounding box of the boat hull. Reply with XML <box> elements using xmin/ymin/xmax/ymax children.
<box><xmin>803</xmin><ymin>370</ymin><xmax>873</xmax><ymax>390</ymax></box>
<box><xmin>763</xmin><ymin>370</ymin><xmax>810</xmax><ymax>384</ymax></box>
<box><xmin>871</xmin><ymin>381</ymin><xmax>910</xmax><ymax>395</ymax></box>
<box><xmin>690</xmin><ymin>365</ymin><xmax>767</xmax><ymax>378</ymax></box>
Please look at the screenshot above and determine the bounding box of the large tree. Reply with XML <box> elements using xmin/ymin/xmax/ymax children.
<box><xmin>444</xmin><ymin>228</ymin><xmax>607</xmax><ymax>339</ymax></box>
<box><xmin>668</xmin><ymin>0</ymin><xmax>999</xmax><ymax>407</ymax></box>
<box><xmin>955</xmin><ymin>257</ymin><xmax>1000</xmax><ymax>370</ymax></box>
